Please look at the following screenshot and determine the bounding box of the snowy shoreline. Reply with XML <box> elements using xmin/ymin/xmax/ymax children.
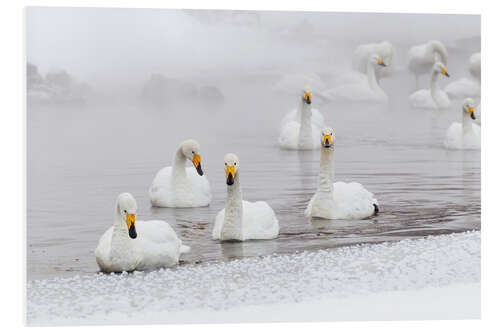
<box><xmin>27</xmin><ymin>231</ymin><xmax>480</xmax><ymax>325</ymax></box>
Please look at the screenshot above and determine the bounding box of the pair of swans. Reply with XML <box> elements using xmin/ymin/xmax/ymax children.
<box><xmin>444</xmin><ymin>98</ymin><xmax>481</xmax><ymax>150</ymax></box>
<box><xmin>409</xmin><ymin>62</ymin><xmax>451</xmax><ymax>109</ymax></box>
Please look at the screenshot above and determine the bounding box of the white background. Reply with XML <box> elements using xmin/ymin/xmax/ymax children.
<box><xmin>1</xmin><ymin>0</ymin><xmax>498</xmax><ymax>332</ymax></box>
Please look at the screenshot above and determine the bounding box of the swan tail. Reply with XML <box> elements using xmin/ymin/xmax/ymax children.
<box><xmin>180</xmin><ymin>244</ymin><xmax>191</xmax><ymax>254</ymax></box>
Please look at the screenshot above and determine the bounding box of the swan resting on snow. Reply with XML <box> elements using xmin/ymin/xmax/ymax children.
<box><xmin>95</xmin><ymin>193</ymin><xmax>190</xmax><ymax>273</ymax></box>
<box><xmin>279</xmin><ymin>88</ymin><xmax>324</xmax><ymax>150</ymax></box>
<box><xmin>212</xmin><ymin>153</ymin><xmax>279</xmax><ymax>241</ymax></box>
<box><xmin>409</xmin><ymin>62</ymin><xmax>450</xmax><ymax>109</ymax></box>
<box><xmin>445</xmin><ymin>52</ymin><xmax>481</xmax><ymax>100</ymax></box>
<box><xmin>444</xmin><ymin>98</ymin><xmax>481</xmax><ymax>150</ymax></box>
<box><xmin>408</xmin><ymin>40</ymin><xmax>448</xmax><ymax>87</ymax></box>
<box><xmin>324</xmin><ymin>54</ymin><xmax>388</xmax><ymax>103</ymax></box>
<box><xmin>305</xmin><ymin>128</ymin><xmax>379</xmax><ymax>220</ymax></box>
<box><xmin>149</xmin><ymin>139</ymin><xmax>211</xmax><ymax>207</ymax></box>
<box><xmin>352</xmin><ymin>41</ymin><xmax>394</xmax><ymax>80</ymax></box>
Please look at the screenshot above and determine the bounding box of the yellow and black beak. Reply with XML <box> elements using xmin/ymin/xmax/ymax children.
<box><xmin>192</xmin><ymin>154</ymin><xmax>203</xmax><ymax>176</ymax></box>
<box><xmin>226</xmin><ymin>165</ymin><xmax>235</xmax><ymax>186</ymax></box>
<box><xmin>126</xmin><ymin>213</ymin><xmax>137</xmax><ymax>239</ymax></box>
<box><xmin>468</xmin><ymin>107</ymin><xmax>476</xmax><ymax>120</ymax></box>
<box><xmin>441</xmin><ymin>67</ymin><xmax>450</xmax><ymax>77</ymax></box>
<box><xmin>377</xmin><ymin>58</ymin><xmax>387</xmax><ymax>67</ymax></box>
<box><xmin>304</xmin><ymin>92</ymin><xmax>311</xmax><ymax>105</ymax></box>
<box><xmin>322</xmin><ymin>134</ymin><xmax>332</xmax><ymax>148</ymax></box>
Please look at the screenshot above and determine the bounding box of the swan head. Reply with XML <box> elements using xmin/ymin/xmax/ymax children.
<box><xmin>302</xmin><ymin>87</ymin><xmax>312</xmax><ymax>105</ymax></box>
<box><xmin>223</xmin><ymin>153</ymin><xmax>239</xmax><ymax>186</ymax></box>
<box><xmin>116</xmin><ymin>193</ymin><xmax>138</xmax><ymax>239</ymax></box>
<box><xmin>462</xmin><ymin>98</ymin><xmax>476</xmax><ymax>120</ymax></box>
<box><xmin>433</xmin><ymin>62</ymin><xmax>449</xmax><ymax>77</ymax></box>
<box><xmin>321</xmin><ymin>127</ymin><xmax>335</xmax><ymax>148</ymax></box>
<box><xmin>180</xmin><ymin>139</ymin><xmax>204</xmax><ymax>176</ymax></box>
<box><xmin>370</xmin><ymin>54</ymin><xmax>387</xmax><ymax>67</ymax></box>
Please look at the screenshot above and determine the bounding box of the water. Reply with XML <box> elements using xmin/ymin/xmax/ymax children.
<box><xmin>27</xmin><ymin>52</ymin><xmax>481</xmax><ymax>281</ymax></box>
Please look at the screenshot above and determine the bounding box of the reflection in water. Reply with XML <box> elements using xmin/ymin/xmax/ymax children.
<box><xmin>219</xmin><ymin>239</ymin><xmax>279</xmax><ymax>260</ymax></box>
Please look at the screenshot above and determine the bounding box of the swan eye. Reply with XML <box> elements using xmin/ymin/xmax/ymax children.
<box><xmin>192</xmin><ymin>151</ymin><xmax>195</xmax><ymax>154</ymax></box>
<box><xmin>225</xmin><ymin>162</ymin><xmax>227</xmax><ymax>165</ymax></box>
<box><xmin>234</xmin><ymin>162</ymin><xmax>236</xmax><ymax>165</ymax></box>
<box><xmin>124</xmin><ymin>210</ymin><xmax>127</xmax><ymax>213</ymax></box>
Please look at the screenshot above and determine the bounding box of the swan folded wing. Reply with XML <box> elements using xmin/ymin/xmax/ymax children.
<box><xmin>95</xmin><ymin>227</ymin><xmax>114</xmax><ymax>268</ymax></box>
<box><xmin>212</xmin><ymin>209</ymin><xmax>226</xmax><ymax>240</ymax></box>
<box><xmin>186</xmin><ymin>167</ymin><xmax>212</xmax><ymax>205</ymax></box>
<box><xmin>445</xmin><ymin>78</ymin><xmax>481</xmax><ymax>100</ymax></box>
<box><xmin>280</xmin><ymin>108</ymin><xmax>325</xmax><ymax>129</ymax></box>
<box><xmin>278</xmin><ymin>121</ymin><xmax>300</xmax><ymax>149</ymax></box>
<box><xmin>149</xmin><ymin>166</ymin><xmax>174</xmax><ymax>205</ymax></box>
<box><xmin>444</xmin><ymin>123</ymin><xmax>463</xmax><ymax>149</ymax></box>
<box><xmin>409</xmin><ymin>90</ymin><xmax>436</xmax><ymax>109</ymax></box>
<box><xmin>333</xmin><ymin>182</ymin><xmax>377</xmax><ymax>220</ymax></box>
<box><xmin>242</xmin><ymin>201</ymin><xmax>279</xmax><ymax>240</ymax></box>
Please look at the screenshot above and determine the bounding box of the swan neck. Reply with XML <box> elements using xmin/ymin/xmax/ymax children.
<box><xmin>298</xmin><ymin>102</ymin><xmax>313</xmax><ymax>149</ymax></box>
<box><xmin>462</xmin><ymin>111</ymin><xmax>473</xmax><ymax>132</ymax></box>
<box><xmin>318</xmin><ymin>147</ymin><xmax>334</xmax><ymax>193</ymax></box>
<box><xmin>367</xmin><ymin>62</ymin><xmax>381</xmax><ymax>92</ymax></box>
<box><xmin>172</xmin><ymin>147</ymin><xmax>188</xmax><ymax>179</ymax></box>
<box><xmin>430</xmin><ymin>71</ymin><xmax>440</xmax><ymax>98</ymax></box>
<box><xmin>222</xmin><ymin>171</ymin><xmax>243</xmax><ymax>238</ymax></box>
<box><xmin>111</xmin><ymin>202</ymin><xmax>129</xmax><ymax>247</ymax></box>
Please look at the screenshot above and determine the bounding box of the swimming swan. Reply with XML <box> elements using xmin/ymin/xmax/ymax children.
<box><xmin>149</xmin><ymin>139</ymin><xmax>211</xmax><ymax>207</ymax></box>
<box><xmin>352</xmin><ymin>41</ymin><xmax>394</xmax><ymax>80</ymax></box>
<box><xmin>212</xmin><ymin>153</ymin><xmax>279</xmax><ymax>241</ymax></box>
<box><xmin>444</xmin><ymin>98</ymin><xmax>480</xmax><ymax>150</ymax></box>
<box><xmin>305</xmin><ymin>128</ymin><xmax>379</xmax><ymax>220</ymax></box>
<box><xmin>409</xmin><ymin>62</ymin><xmax>450</xmax><ymax>109</ymax></box>
<box><xmin>324</xmin><ymin>54</ymin><xmax>388</xmax><ymax>103</ymax></box>
<box><xmin>445</xmin><ymin>52</ymin><xmax>481</xmax><ymax>100</ymax></box>
<box><xmin>408</xmin><ymin>40</ymin><xmax>448</xmax><ymax>88</ymax></box>
<box><xmin>95</xmin><ymin>193</ymin><xmax>190</xmax><ymax>273</ymax></box>
<box><xmin>279</xmin><ymin>88</ymin><xmax>324</xmax><ymax>150</ymax></box>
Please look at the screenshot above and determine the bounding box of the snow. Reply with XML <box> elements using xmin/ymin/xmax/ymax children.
<box><xmin>27</xmin><ymin>231</ymin><xmax>480</xmax><ymax>326</ymax></box>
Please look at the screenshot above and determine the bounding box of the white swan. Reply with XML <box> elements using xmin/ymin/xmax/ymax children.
<box><xmin>149</xmin><ymin>139</ymin><xmax>211</xmax><ymax>207</ymax></box>
<box><xmin>324</xmin><ymin>54</ymin><xmax>388</xmax><ymax>103</ymax></box>
<box><xmin>409</xmin><ymin>62</ymin><xmax>450</xmax><ymax>109</ymax></box>
<box><xmin>305</xmin><ymin>128</ymin><xmax>379</xmax><ymax>220</ymax></box>
<box><xmin>444</xmin><ymin>98</ymin><xmax>481</xmax><ymax>150</ymax></box>
<box><xmin>445</xmin><ymin>52</ymin><xmax>481</xmax><ymax>100</ymax></box>
<box><xmin>352</xmin><ymin>41</ymin><xmax>394</xmax><ymax>80</ymax></box>
<box><xmin>408</xmin><ymin>40</ymin><xmax>448</xmax><ymax>88</ymax></box>
<box><xmin>212</xmin><ymin>153</ymin><xmax>279</xmax><ymax>241</ymax></box>
<box><xmin>279</xmin><ymin>88</ymin><xmax>324</xmax><ymax>150</ymax></box>
<box><xmin>95</xmin><ymin>193</ymin><xmax>190</xmax><ymax>273</ymax></box>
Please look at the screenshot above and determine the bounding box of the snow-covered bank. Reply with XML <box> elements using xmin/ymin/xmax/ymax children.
<box><xmin>27</xmin><ymin>231</ymin><xmax>480</xmax><ymax>326</ymax></box>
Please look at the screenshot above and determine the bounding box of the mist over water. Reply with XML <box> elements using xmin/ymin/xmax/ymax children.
<box><xmin>27</xmin><ymin>8</ymin><xmax>480</xmax><ymax>280</ymax></box>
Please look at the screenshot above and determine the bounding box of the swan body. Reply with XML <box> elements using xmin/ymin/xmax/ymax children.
<box><xmin>95</xmin><ymin>193</ymin><xmax>190</xmax><ymax>273</ymax></box>
<box><xmin>409</xmin><ymin>62</ymin><xmax>450</xmax><ymax>109</ymax></box>
<box><xmin>324</xmin><ymin>54</ymin><xmax>388</xmax><ymax>103</ymax></box>
<box><xmin>212</xmin><ymin>154</ymin><xmax>279</xmax><ymax>241</ymax></box>
<box><xmin>149</xmin><ymin>139</ymin><xmax>211</xmax><ymax>207</ymax></box>
<box><xmin>445</xmin><ymin>77</ymin><xmax>480</xmax><ymax>100</ymax></box>
<box><xmin>444</xmin><ymin>98</ymin><xmax>481</xmax><ymax>150</ymax></box>
<box><xmin>352</xmin><ymin>41</ymin><xmax>394</xmax><ymax>79</ymax></box>
<box><xmin>408</xmin><ymin>40</ymin><xmax>448</xmax><ymax>79</ymax></box>
<box><xmin>279</xmin><ymin>88</ymin><xmax>323</xmax><ymax>150</ymax></box>
<box><xmin>305</xmin><ymin>128</ymin><xmax>378</xmax><ymax>220</ymax></box>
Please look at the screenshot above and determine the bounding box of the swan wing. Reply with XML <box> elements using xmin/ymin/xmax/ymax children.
<box><xmin>95</xmin><ymin>226</ymin><xmax>113</xmax><ymax>270</ymax></box>
<box><xmin>149</xmin><ymin>166</ymin><xmax>173</xmax><ymax>206</ymax></box>
<box><xmin>409</xmin><ymin>89</ymin><xmax>436</xmax><ymax>109</ymax></box>
<box><xmin>445</xmin><ymin>78</ymin><xmax>481</xmax><ymax>100</ymax></box>
<box><xmin>332</xmin><ymin>182</ymin><xmax>378</xmax><ymax>219</ymax></box>
<box><xmin>212</xmin><ymin>209</ymin><xmax>225</xmax><ymax>240</ymax></box>
<box><xmin>242</xmin><ymin>200</ymin><xmax>279</xmax><ymax>240</ymax></box>
<box><xmin>278</xmin><ymin>121</ymin><xmax>300</xmax><ymax>149</ymax></box>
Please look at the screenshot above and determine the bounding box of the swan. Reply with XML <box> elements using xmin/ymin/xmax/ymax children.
<box><xmin>408</xmin><ymin>40</ymin><xmax>448</xmax><ymax>88</ymax></box>
<box><xmin>409</xmin><ymin>62</ymin><xmax>450</xmax><ymax>109</ymax></box>
<box><xmin>445</xmin><ymin>52</ymin><xmax>481</xmax><ymax>100</ymax></box>
<box><xmin>95</xmin><ymin>193</ymin><xmax>190</xmax><ymax>273</ymax></box>
<box><xmin>149</xmin><ymin>139</ymin><xmax>211</xmax><ymax>207</ymax></box>
<box><xmin>279</xmin><ymin>88</ymin><xmax>324</xmax><ymax>150</ymax></box>
<box><xmin>305</xmin><ymin>128</ymin><xmax>379</xmax><ymax>220</ymax></box>
<box><xmin>323</xmin><ymin>54</ymin><xmax>388</xmax><ymax>103</ymax></box>
<box><xmin>212</xmin><ymin>153</ymin><xmax>279</xmax><ymax>241</ymax></box>
<box><xmin>352</xmin><ymin>41</ymin><xmax>394</xmax><ymax>80</ymax></box>
<box><xmin>444</xmin><ymin>98</ymin><xmax>481</xmax><ymax>150</ymax></box>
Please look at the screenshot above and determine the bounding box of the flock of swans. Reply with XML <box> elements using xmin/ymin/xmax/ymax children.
<box><xmin>95</xmin><ymin>39</ymin><xmax>480</xmax><ymax>273</ymax></box>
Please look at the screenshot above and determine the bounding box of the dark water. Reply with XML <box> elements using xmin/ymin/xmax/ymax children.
<box><xmin>27</xmin><ymin>61</ymin><xmax>481</xmax><ymax>280</ymax></box>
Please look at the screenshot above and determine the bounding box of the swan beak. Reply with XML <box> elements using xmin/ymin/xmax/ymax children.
<box><xmin>323</xmin><ymin>134</ymin><xmax>332</xmax><ymax>148</ymax></box>
<box><xmin>469</xmin><ymin>107</ymin><xmax>476</xmax><ymax>120</ymax></box>
<box><xmin>377</xmin><ymin>58</ymin><xmax>387</xmax><ymax>67</ymax></box>
<box><xmin>226</xmin><ymin>165</ymin><xmax>235</xmax><ymax>186</ymax></box>
<box><xmin>126</xmin><ymin>213</ymin><xmax>137</xmax><ymax>239</ymax></box>
<box><xmin>304</xmin><ymin>92</ymin><xmax>311</xmax><ymax>104</ymax></box>
<box><xmin>441</xmin><ymin>68</ymin><xmax>450</xmax><ymax>77</ymax></box>
<box><xmin>192</xmin><ymin>154</ymin><xmax>203</xmax><ymax>176</ymax></box>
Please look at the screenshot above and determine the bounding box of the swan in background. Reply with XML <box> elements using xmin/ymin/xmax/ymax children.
<box><xmin>95</xmin><ymin>193</ymin><xmax>190</xmax><ymax>273</ymax></box>
<box><xmin>212</xmin><ymin>154</ymin><xmax>279</xmax><ymax>241</ymax></box>
<box><xmin>445</xmin><ymin>52</ymin><xmax>481</xmax><ymax>100</ymax></box>
<box><xmin>323</xmin><ymin>54</ymin><xmax>388</xmax><ymax>103</ymax></box>
<box><xmin>149</xmin><ymin>139</ymin><xmax>211</xmax><ymax>207</ymax></box>
<box><xmin>409</xmin><ymin>62</ymin><xmax>450</xmax><ymax>109</ymax></box>
<box><xmin>352</xmin><ymin>41</ymin><xmax>394</xmax><ymax>81</ymax></box>
<box><xmin>305</xmin><ymin>128</ymin><xmax>379</xmax><ymax>220</ymax></box>
<box><xmin>408</xmin><ymin>40</ymin><xmax>448</xmax><ymax>88</ymax></box>
<box><xmin>279</xmin><ymin>88</ymin><xmax>324</xmax><ymax>150</ymax></box>
<box><xmin>444</xmin><ymin>98</ymin><xmax>481</xmax><ymax>150</ymax></box>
